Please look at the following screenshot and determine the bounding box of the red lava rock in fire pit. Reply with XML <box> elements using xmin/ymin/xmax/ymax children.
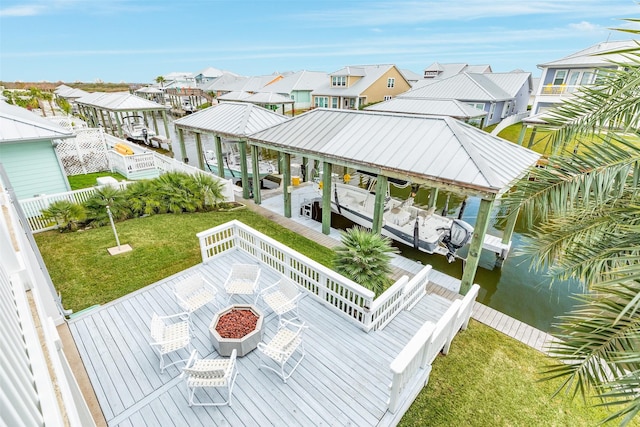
<box><xmin>215</xmin><ymin>309</ymin><xmax>259</xmax><ymax>339</ymax></box>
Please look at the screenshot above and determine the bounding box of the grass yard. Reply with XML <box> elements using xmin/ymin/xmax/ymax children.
<box><xmin>34</xmin><ymin>209</ymin><xmax>334</xmax><ymax>312</ymax></box>
<box><xmin>400</xmin><ymin>320</ymin><xmax>620</xmax><ymax>426</ymax></box>
<box><xmin>67</xmin><ymin>171</ymin><xmax>127</xmax><ymax>190</ymax></box>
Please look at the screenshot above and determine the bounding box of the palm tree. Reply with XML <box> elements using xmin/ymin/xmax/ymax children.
<box><xmin>42</xmin><ymin>200</ymin><xmax>86</xmax><ymax>232</ymax></box>
<box><xmin>503</xmin><ymin>21</ymin><xmax>640</xmax><ymax>425</ymax></box>
<box><xmin>155</xmin><ymin>75</ymin><xmax>166</xmax><ymax>88</ymax></box>
<box><xmin>333</xmin><ymin>226</ymin><xmax>398</xmax><ymax>296</ymax></box>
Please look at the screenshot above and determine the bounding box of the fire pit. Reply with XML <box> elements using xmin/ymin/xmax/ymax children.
<box><xmin>209</xmin><ymin>304</ymin><xmax>264</xmax><ymax>357</ymax></box>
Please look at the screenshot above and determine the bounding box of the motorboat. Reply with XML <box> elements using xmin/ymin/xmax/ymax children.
<box><xmin>122</xmin><ymin>114</ymin><xmax>155</xmax><ymax>145</ymax></box>
<box><xmin>311</xmin><ymin>180</ymin><xmax>474</xmax><ymax>262</ymax></box>
<box><xmin>204</xmin><ymin>149</ymin><xmax>276</xmax><ymax>180</ymax></box>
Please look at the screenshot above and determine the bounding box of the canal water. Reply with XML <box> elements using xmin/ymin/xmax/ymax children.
<box><xmin>165</xmin><ymin>119</ymin><xmax>583</xmax><ymax>333</ymax></box>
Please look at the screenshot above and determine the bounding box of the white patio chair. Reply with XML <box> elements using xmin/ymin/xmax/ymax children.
<box><xmin>149</xmin><ymin>312</ymin><xmax>192</xmax><ymax>373</ymax></box>
<box><xmin>260</xmin><ymin>276</ymin><xmax>302</xmax><ymax>321</ymax></box>
<box><xmin>224</xmin><ymin>263</ymin><xmax>261</xmax><ymax>304</ymax></box>
<box><xmin>174</xmin><ymin>273</ymin><xmax>219</xmax><ymax>316</ymax></box>
<box><xmin>257</xmin><ymin>319</ymin><xmax>308</xmax><ymax>383</ymax></box>
<box><xmin>181</xmin><ymin>349</ymin><xmax>238</xmax><ymax>407</ymax></box>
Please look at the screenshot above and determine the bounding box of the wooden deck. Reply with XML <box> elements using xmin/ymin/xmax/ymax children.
<box><xmin>68</xmin><ymin>250</ymin><xmax>453</xmax><ymax>426</ymax></box>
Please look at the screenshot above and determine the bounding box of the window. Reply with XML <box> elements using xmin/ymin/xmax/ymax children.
<box><xmin>552</xmin><ymin>70</ymin><xmax>567</xmax><ymax>85</ymax></box>
<box><xmin>331</xmin><ymin>97</ymin><xmax>338</xmax><ymax>109</ymax></box>
<box><xmin>331</xmin><ymin>76</ymin><xmax>346</xmax><ymax>87</ymax></box>
<box><xmin>468</xmin><ymin>102</ymin><xmax>485</xmax><ymax>111</ymax></box>
<box><xmin>488</xmin><ymin>103</ymin><xmax>495</xmax><ymax>120</ymax></box>
<box><xmin>384</xmin><ymin>95</ymin><xmax>392</xmax><ymax>101</ymax></box>
<box><xmin>314</xmin><ymin>97</ymin><xmax>329</xmax><ymax>108</ymax></box>
<box><xmin>387</xmin><ymin>78</ymin><xmax>395</xmax><ymax>88</ymax></box>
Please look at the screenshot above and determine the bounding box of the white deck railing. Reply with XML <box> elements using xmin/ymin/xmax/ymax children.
<box><xmin>20</xmin><ymin>182</ymin><xmax>130</xmax><ymax>233</ymax></box>
<box><xmin>367</xmin><ymin>265</ymin><xmax>432</xmax><ymax>331</ymax></box>
<box><xmin>107</xmin><ymin>151</ymin><xmax>156</xmax><ymax>177</ymax></box>
<box><xmin>198</xmin><ymin>220</ymin><xmax>383</xmax><ymax>328</ymax></box>
<box><xmin>387</xmin><ymin>284</ymin><xmax>480</xmax><ymax>413</ymax></box>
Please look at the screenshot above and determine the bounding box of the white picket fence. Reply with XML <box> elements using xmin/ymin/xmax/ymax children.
<box><xmin>387</xmin><ymin>284</ymin><xmax>480</xmax><ymax>413</ymax></box>
<box><xmin>197</xmin><ymin>219</ymin><xmax>434</xmax><ymax>331</ymax></box>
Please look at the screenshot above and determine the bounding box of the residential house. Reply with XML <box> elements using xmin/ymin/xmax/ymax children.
<box><xmin>400</xmin><ymin>69</ymin><xmax>422</xmax><ymax>85</ymax></box>
<box><xmin>193</xmin><ymin>67</ymin><xmax>226</xmax><ymax>85</ymax></box>
<box><xmin>530</xmin><ymin>40</ymin><xmax>637</xmax><ymax>115</ymax></box>
<box><xmin>422</xmin><ymin>62</ymin><xmax>492</xmax><ymax>80</ymax></box>
<box><xmin>259</xmin><ymin>70</ymin><xmax>328</xmax><ymax>112</ymax></box>
<box><xmin>311</xmin><ymin>64</ymin><xmax>412</xmax><ymax>110</ymax></box>
<box><xmin>0</xmin><ymin>101</ymin><xmax>73</xmax><ymax>199</ymax></box>
<box><xmin>202</xmin><ymin>73</ymin><xmax>286</xmax><ymax>98</ymax></box>
<box><xmin>398</xmin><ymin>71</ymin><xmax>532</xmax><ymax>127</ymax></box>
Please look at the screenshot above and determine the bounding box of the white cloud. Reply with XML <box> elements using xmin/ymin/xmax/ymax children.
<box><xmin>0</xmin><ymin>5</ymin><xmax>45</xmax><ymax>17</ymax></box>
<box><xmin>568</xmin><ymin>21</ymin><xmax>601</xmax><ymax>32</ymax></box>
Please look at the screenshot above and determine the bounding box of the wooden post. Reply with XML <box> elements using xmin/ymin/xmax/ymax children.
<box><xmin>161</xmin><ymin>110</ymin><xmax>170</xmax><ymax>144</ymax></box>
<box><xmin>277</xmin><ymin>152</ymin><xmax>283</xmax><ymax>174</ymax></box>
<box><xmin>496</xmin><ymin>206</ymin><xmax>519</xmax><ymax>267</ymax></box>
<box><xmin>322</xmin><ymin>162</ymin><xmax>332</xmax><ymax>235</ymax></box>
<box><xmin>114</xmin><ymin>113</ymin><xmax>124</xmax><ymax>139</ymax></box>
<box><xmin>250</xmin><ymin>144</ymin><xmax>261</xmax><ymax>204</ymax></box>
<box><xmin>527</xmin><ymin>128</ymin><xmax>537</xmax><ymax>149</ymax></box>
<box><xmin>239</xmin><ymin>141</ymin><xmax>250</xmax><ymax>200</ymax></box>
<box><xmin>372</xmin><ymin>175</ymin><xmax>387</xmax><ymax>234</ymax></box>
<box><xmin>460</xmin><ymin>198</ymin><xmax>494</xmax><ymax>294</ymax></box>
<box><xmin>195</xmin><ymin>132</ymin><xmax>204</xmax><ymax>170</ymax></box>
<box><xmin>301</xmin><ymin>157</ymin><xmax>308</xmax><ymax>182</ymax></box>
<box><xmin>99</xmin><ymin>110</ymin><xmax>109</xmax><ymax>133</ymax></box>
<box><xmin>178</xmin><ymin>128</ymin><xmax>187</xmax><ymax>163</ymax></box>
<box><xmin>214</xmin><ymin>135</ymin><xmax>225</xmax><ymax>179</ymax></box>
<box><xmin>152</xmin><ymin>110</ymin><xmax>159</xmax><ymax>135</ymax></box>
<box><xmin>283</xmin><ymin>152</ymin><xmax>292</xmax><ymax>218</ymax></box>
<box><xmin>428</xmin><ymin>187</ymin><xmax>439</xmax><ymax>209</ymax></box>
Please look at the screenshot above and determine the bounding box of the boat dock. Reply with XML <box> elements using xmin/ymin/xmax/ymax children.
<box><xmin>243</xmin><ymin>183</ymin><xmax>554</xmax><ymax>354</ymax></box>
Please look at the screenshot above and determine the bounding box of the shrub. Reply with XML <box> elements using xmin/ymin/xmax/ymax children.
<box><xmin>333</xmin><ymin>227</ymin><xmax>398</xmax><ymax>296</ymax></box>
<box><xmin>84</xmin><ymin>186</ymin><xmax>130</xmax><ymax>226</ymax></box>
<box><xmin>41</xmin><ymin>200</ymin><xmax>86</xmax><ymax>232</ymax></box>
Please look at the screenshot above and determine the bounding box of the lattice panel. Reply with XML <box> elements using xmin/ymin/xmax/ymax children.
<box><xmin>56</xmin><ymin>128</ymin><xmax>110</xmax><ymax>176</ymax></box>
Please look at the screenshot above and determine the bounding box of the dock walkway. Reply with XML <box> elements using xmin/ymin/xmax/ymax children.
<box><xmin>243</xmin><ymin>185</ymin><xmax>554</xmax><ymax>354</ymax></box>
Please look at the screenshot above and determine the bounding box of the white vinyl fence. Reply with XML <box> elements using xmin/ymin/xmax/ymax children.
<box><xmin>197</xmin><ymin>220</ymin><xmax>434</xmax><ymax>331</ymax></box>
<box><xmin>387</xmin><ymin>284</ymin><xmax>480</xmax><ymax>413</ymax></box>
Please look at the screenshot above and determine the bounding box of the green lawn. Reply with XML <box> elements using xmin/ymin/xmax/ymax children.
<box><xmin>67</xmin><ymin>172</ymin><xmax>127</xmax><ymax>190</ymax></box>
<box><xmin>34</xmin><ymin>210</ymin><xmax>627</xmax><ymax>426</ymax></box>
<box><xmin>400</xmin><ymin>320</ymin><xmax>618</xmax><ymax>426</ymax></box>
<box><xmin>34</xmin><ymin>209</ymin><xmax>335</xmax><ymax>311</ymax></box>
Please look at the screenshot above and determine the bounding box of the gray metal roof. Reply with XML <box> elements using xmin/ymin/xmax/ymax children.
<box><xmin>245</xmin><ymin>92</ymin><xmax>294</xmax><ymax>104</ymax></box>
<box><xmin>173</xmin><ymin>101</ymin><xmax>289</xmax><ymax>139</ymax></box>
<box><xmin>482</xmin><ymin>72</ymin><xmax>532</xmax><ymax>97</ymax></box>
<box><xmin>75</xmin><ymin>92</ymin><xmax>168</xmax><ymax>111</ymax></box>
<box><xmin>400</xmin><ymin>73</ymin><xmax>512</xmax><ymax>102</ymax></box>
<box><xmin>312</xmin><ymin>64</ymin><xmax>402</xmax><ymax>97</ymax></box>
<box><xmin>217</xmin><ymin>91</ymin><xmax>252</xmax><ymax>101</ymax></box>
<box><xmin>422</xmin><ymin>63</ymin><xmax>492</xmax><ymax>79</ymax></box>
<box><xmin>247</xmin><ymin>109</ymin><xmax>540</xmax><ymax>195</ymax></box>
<box><xmin>0</xmin><ymin>101</ymin><xmax>74</xmax><ymax>143</ymax></box>
<box><xmin>261</xmin><ymin>70</ymin><xmax>329</xmax><ymax>94</ymax></box>
<box><xmin>364</xmin><ymin>97</ymin><xmax>487</xmax><ymax>119</ymax></box>
<box><xmin>538</xmin><ymin>40</ymin><xmax>639</xmax><ymax>68</ymax></box>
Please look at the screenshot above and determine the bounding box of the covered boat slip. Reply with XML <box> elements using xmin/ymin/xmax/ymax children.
<box><xmin>68</xmin><ymin>250</ymin><xmax>454</xmax><ymax>426</ymax></box>
<box><xmin>246</xmin><ymin>108</ymin><xmax>541</xmax><ymax>293</ymax></box>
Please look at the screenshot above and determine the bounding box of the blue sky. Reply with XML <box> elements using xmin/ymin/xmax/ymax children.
<box><xmin>1</xmin><ymin>0</ymin><xmax>639</xmax><ymax>83</ymax></box>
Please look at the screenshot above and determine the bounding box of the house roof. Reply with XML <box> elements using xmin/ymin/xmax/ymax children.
<box><xmin>400</xmin><ymin>73</ymin><xmax>512</xmax><ymax>102</ymax></box>
<box><xmin>423</xmin><ymin>62</ymin><xmax>492</xmax><ymax>79</ymax></box>
<box><xmin>244</xmin><ymin>92</ymin><xmax>294</xmax><ymax>104</ymax></box>
<box><xmin>0</xmin><ymin>101</ymin><xmax>74</xmax><ymax>143</ymax></box>
<box><xmin>482</xmin><ymin>72</ymin><xmax>532</xmax><ymax>97</ymax></box>
<box><xmin>75</xmin><ymin>92</ymin><xmax>168</xmax><ymax>111</ymax></box>
<box><xmin>135</xmin><ymin>86</ymin><xmax>164</xmax><ymax>94</ymax></box>
<box><xmin>261</xmin><ymin>70</ymin><xmax>329</xmax><ymax>94</ymax></box>
<box><xmin>173</xmin><ymin>101</ymin><xmax>289</xmax><ymax>139</ymax></box>
<box><xmin>217</xmin><ymin>91</ymin><xmax>252</xmax><ymax>101</ymax></box>
<box><xmin>194</xmin><ymin>67</ymin><xmax>225</xmax><ymax>78</ymax></box>
<box><xmin>538</xmin><ymin>40</ymin><xmax>640</xmax><ymax>68</ymax></box>
<box><xmin>364</xmin><ymin>97</ymin><xmax>487</xmax><ymax>119</ymax></box>
<box><xmin>399</xmin><ymin>69</ymin><xmax>422</xmax><ymax>82</ymax></box>
<box><xmin>247</xmin><ymin>108</ymin><xmax>540</xmax><ymax>195</ymax></box>
<box><xmin>312</xmin><ymin>64</ymin><xmax>404</xmax><ymax>97</ymax></box>
<box><xmin>201</xmin><ymin>73</ymin><xmax>248</xmax><ymax>92</ymax></box>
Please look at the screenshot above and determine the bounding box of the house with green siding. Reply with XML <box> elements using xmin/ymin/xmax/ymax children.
<box><xmin>0</xmin><ymin>101</ymin><xmax>74</xmax><ymax>199</ymax></box>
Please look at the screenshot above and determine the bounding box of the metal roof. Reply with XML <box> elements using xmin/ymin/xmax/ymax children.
<box><xmin>75</xmin><ymin>92</ymin><xmax>168</xmax><ymax>111</ymax></box>
<box><xmin>247</xmin><ymin>109</ymin><xmax>540</xmax><ymax>195</ymax></box>
<box><xmin>538</xmin><ymin>40</ymin><xmax>639</xmax><ymax>68</ymax></box>
<box><xmin>261</xmin><ymin>70</ymin><xmax>329</xmax><ymax>94</ymax></box>
<box><xmin>0</xmin><ymin>101</ymin><xmax>74</xmax><ymax>143</ymax></box>
<box><xmin>482</xmin><ymin>72</ymin><xmax>532</xmax><ymax>97</ymax></box>
<box><xmin>173</xmin><ymin>101</ymin><xmax>289</xmax><ymax>139</ymax></box>
<box><xmin>245</xmin><ymin>92</ymin><xmax>294</xmax><ymax>104</ymax></box>
<box><xmin>364</xmin><ymin>97</ymin><xmax>487</xmax><ymax>119</ymax></box>
<box><xmin>400</xmin><ymin>73</ymin><xmax>512</xmax><ymax>101</ymax></box>
<box><xmin>218</xmin><ymin>91</ymin><xmax>252</xmax><ymax>101</ymax></box>
<box><xmin>135</xmin><ymin>86</ymin><xmax>164</xmax><ymax>94</ymax></box>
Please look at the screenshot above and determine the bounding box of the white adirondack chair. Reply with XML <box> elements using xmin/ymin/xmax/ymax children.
<box><xmin>174</xmin><ymin>274</ymin><xmax>219</xmax><ymax>316</ymax></box>
<box><xmin>260</xmin><ymin>277</ymin><xmax>302</xmax><ymax>321</ymax></box>
<box><xmin>257</xmin><ymin>319</ymin><xmax>307</xmax><ymax>383</ymax></box>
<box><xmin>181</xmin><ymin>349</ymin><xmax>238</xmax><ymax>407</ymax></box>
<box><xmin>224</xmin><ymin>263</ymin><xmax>261</xmax><ymax>304</ymax></box>
<box><xmin>149</xmin><ymin>312</ymin><xmax>192</xmax><ymax>373</ymax></box>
